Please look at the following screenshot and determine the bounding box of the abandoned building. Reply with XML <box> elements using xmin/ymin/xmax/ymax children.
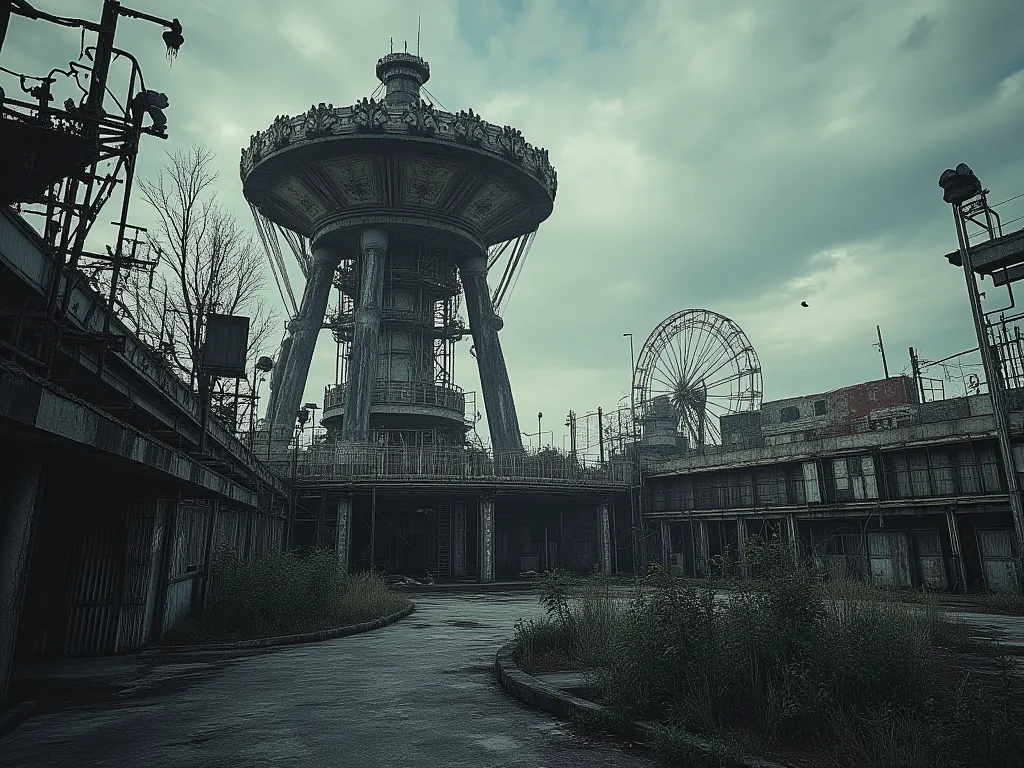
<box><xmin>642</xmin><ymin>376</ymin><xmax>1022</xmax><ymax>592</ymax></box>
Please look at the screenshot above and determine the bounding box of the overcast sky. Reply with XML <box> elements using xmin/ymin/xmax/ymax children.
<box><xmin>6</xmin><ymin>0</ymin><xmax>1024</xmax><ymax>452</ymax></box>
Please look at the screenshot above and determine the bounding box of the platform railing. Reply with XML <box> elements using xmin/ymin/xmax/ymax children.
<box><xmin>285</xmin><ymin>445</ymin><xmax>632</xmax><ymax>487</ymax></box>
<box><xmin>323</xmin><ymin>381</ymin><xmax>466</xmax><ymax>415</ymax></box>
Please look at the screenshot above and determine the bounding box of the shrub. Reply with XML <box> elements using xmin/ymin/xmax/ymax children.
<box><xmin>163</xmin><ymin>549</ymin><xmax>409</xmax><ymax>644</ymax></box>
<box><xmin>593</xmin><ymin>538</ymin><xmax>1024</xmax><ymax>766</ymax></box>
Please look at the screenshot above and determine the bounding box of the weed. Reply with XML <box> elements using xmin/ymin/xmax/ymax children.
<box><xmin>163</xmin><ymin>549</ymin><xmax>409</xmax><ymax>644</ymax></box>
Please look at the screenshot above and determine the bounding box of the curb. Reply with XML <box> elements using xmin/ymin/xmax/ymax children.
<box><xmin>0</xmin><ymin>701</ymin><xmax>36</xmax><ymax>739</ymax></box>
<box><xmin>493</xmin><ymin>642</ymin><xmax>788</xmax><ymax>768</ymax></box>
<box><xmin>148</xmin><ymin>602</ymin><xmax>414</xmax><ymax>654</ymax></box>
<box><xmin>402</xmin><ymin>582</ymin><xmax>538</xmax><ymax>594</ymax></box>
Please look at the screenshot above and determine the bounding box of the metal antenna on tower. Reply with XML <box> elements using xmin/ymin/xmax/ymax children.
<box><xmin>390</xmin><ymin>37</ymin><xmax>394</xmax><ymax>53</ymax></box>
<box><xmin>417</xmin><ymin>13</ymin><xmax>421</xmax><ymax>56</ymax></box>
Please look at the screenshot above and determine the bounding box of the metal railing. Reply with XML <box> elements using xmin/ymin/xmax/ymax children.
<box><xmin>285</xmin><ymin>445</ymin><xmax>632</xmax><ymax>487</ymax></box>
<box><xmin>323</xmin><ymin>381</ymin><xmax>466</xmax><ymax>415</ymax></box>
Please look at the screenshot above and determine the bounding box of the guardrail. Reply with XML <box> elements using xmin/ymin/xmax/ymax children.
<box><xmin>324</xmin><ymin>381</ymin><xmax>466</xmax><ymax>415</ymax></box>
<box><xmin>286</xmin><ymin>445</ymin><xmax>632</xmax><ymax>487</ymax></box>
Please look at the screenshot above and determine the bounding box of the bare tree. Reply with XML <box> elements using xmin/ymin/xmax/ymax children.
<box><xmin>125</xmin><ymin>144</ymin><xmax>276</xmax><ymax>429</ymax></box>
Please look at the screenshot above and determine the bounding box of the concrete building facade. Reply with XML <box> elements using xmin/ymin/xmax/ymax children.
<box><xmin>643</xmin><ymin>378</ymin><xmax>1021</xmax><ymax>592</ymax></box>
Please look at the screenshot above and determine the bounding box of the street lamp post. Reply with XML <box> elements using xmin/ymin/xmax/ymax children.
<box><xmin>623</xmin><ymin>332</ymin><xmax>644</xmax><ymax>573</ymax></box>
<box><xmin>940</xmin><ymin>164</ymin><xmax>1024</xmax><ymax>588</ymax></box>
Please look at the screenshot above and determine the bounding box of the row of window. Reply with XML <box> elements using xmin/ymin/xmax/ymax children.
<box><xmin>647</xmin><ymin>442</ymin><xmax>1004</xmax><ymax>512</ymax></box>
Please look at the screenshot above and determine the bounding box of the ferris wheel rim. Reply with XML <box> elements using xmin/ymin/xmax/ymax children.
<box><xmin>632</xmin><ymin>309</ymin><xmax>762</xmax><ymax>447</ymax></box>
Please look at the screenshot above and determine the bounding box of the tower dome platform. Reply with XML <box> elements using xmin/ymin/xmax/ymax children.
<box><xmin>243</xmin><ymin>52</ymin><xmax>557</xmax><ymax>455</ymax></box>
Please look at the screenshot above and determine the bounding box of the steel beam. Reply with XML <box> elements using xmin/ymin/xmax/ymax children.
<box><xmin>341</xmin><ymin>229</ymin><xmax>388</xmax><ymax>443</ymax></box>
<box><xmin>461</xmin><ymin>255</ymin><xmax>523</xmax><ymax>454</ymax></box>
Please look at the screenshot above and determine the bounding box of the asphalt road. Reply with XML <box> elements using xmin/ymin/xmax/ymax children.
<box><xmin>2</xmin><ymin>593</ymin><xmax>652</xmax><ymax>768</ymax></box>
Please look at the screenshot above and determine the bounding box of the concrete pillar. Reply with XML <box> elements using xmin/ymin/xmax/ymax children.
<box><xmin>460</xmin><ymin>255</ymin><xmax>523</xmax><ymax>454</ymax></box>
<box><xmin>478</xmin><ymin>497</ymin><xmax>495</xmax><ymax>583</ymax></box>
<box><xmin>696</xmin><ymin>519</ymin><xmax>710</xmax><ymax>577</ymax></box>
<box><xmin>341</xmin><ymin>229</ymin><xmax>388</xmax><ymax>443</ymax></box>
<box><xmin>945</xmin><ymin>508</ymin><xmax>968</xmax><ymax>593</ymax></box>
<box><xmin>660</xmin><ymin>520</ymin><xmax>672</xmax><ymax>571</ymax></box>
<box><xmin>269</xmin><ymin>243</ymin><xmax>343</xmax><ymax>440</ymax></box>
<box><xmin>736</xmin><ymin>517</ymin><xmax>747</xmax><ymax>576</ymax></box>
<box><xmin>335</xmin><ymin>495</ymin><xmax>353</xmax><ymax>576</ymax></box>
<box><xmin>265</xmin><ymin>332</ymin><xmax>293</xmax><ymax>431</ymax></box>
<box><xmin>785</xmin><ymin>513</ymin><xmax>799</xmax><ymax>562</ymax></box>
<box><xmin>0</xmin><ymin>459</ymin><xmax>45</xmax><ymax>703</ymax></box>
<box><xmin>597</xmin><ymin>501</ymin><xmax>612</xmax><ymax>574</ymax></box>
<box><xmin>452</xmin><ymin>504</ymin><xmax>467</xmax><ymax>577</ymax></box>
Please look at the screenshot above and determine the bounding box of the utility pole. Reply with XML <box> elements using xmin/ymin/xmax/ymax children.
<box><xmin>940</xmin><ymin>163</ymin><xmax>1024</xmax><ymax>590</ymax></box>
<box><xmin>875</xmin><ymin>325</ymin><xmax>889</xmax><ymax>378</ymax></box>
<box><xmin>909</xmin><ymin>347</ymin><xmax>926</xmax><ymax>403</ymax></box>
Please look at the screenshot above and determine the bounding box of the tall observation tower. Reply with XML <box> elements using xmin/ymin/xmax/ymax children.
<box><xmin>241</xmin><ymin>52</ymin><xmax>556</xmax><ymax>454</ymax></box>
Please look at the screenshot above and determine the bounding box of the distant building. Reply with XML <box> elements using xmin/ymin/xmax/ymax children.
<box><xmin>643</xmin><ymin>377</ymin><xmax>1020</xmax><ymax>592</ymax></box>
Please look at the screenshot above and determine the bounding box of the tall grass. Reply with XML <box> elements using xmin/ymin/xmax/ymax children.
<box><xmin>513</xmin><ymin>569</ymin><xmax>624</xmax><ymax>673</ymax></box>
<box><xmin>164</xmin><ymin>549</ymin><xmax>410</xmax><ymax>644</ymax></box>
<box><xmin>515</xmin><ymin>541</ymin><xmax>1024</xmax><ymax>767</ymax></box>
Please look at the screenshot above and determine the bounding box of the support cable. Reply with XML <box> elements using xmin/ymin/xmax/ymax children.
<box><xmin>250</xmin><ymin>204</ymin><xmax>298</xmax><ymax>315</ymax></box>
<box><xmin>278</xmin><ymin>224</ymin><xmax>311</xmax><ymax>279</ymax></box>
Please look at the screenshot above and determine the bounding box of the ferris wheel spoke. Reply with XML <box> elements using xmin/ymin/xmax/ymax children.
<box><xmin>686</xmin><ymin>324</ymin><xmax>716</xmax><ymax>382</ymax></box>
<box><xmin>649</xmin><ymin>369</ymin><xmax>678</xmax><ymax>394</ymax></box>
<box><xmin>704</xmin><ymin>369</ymin><xmax>746</xmax><ymax>391</ymax></box>
<box><xmin>654</xmin><ymin>355</ymin><xmax>683</xmax><ymax>391</ymax></box>
<box><xmin>693</xmin><ymin>346</ymin><xmax>736</xmax><ymax>389</ymax></box>
<box><xmin>704</xmin><ymin>417</ymin><xmax>722</xmax><ymax>444</ymax></box>
<box><xmin>636</xmin><ymin>309</ymin><xmax>762</xmax><ymax>448</ymax></box>
<box><xmin>691</xmin><ymin>345</ymin><xmax>730</xmax><ymax>388</ymax></box>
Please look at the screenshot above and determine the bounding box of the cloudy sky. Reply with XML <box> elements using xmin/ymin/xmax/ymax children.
<box><xmin>6</xmin><ymin>0</ymin><xmax>1024</xmax><ymax>452</ymax></box>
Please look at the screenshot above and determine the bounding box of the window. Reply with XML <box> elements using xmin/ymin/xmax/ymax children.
<box><xmin>780</xmin><ymin>406</ymin><xmax>800</xmax><ymax>422</ymax></box>
<box><xmin>802</xmin><ymin>461</ymin><xmax>821</xmax><ymax>503</ymax></box>
<box><xmin>814</xmin><ymin>400</ymin><xmax>827</xmax><ymax>416</ymax></box>
<box><xmin>832</xmin><ymin>458</ymin><xmax>850</xmax><ymax>491</ymax></box>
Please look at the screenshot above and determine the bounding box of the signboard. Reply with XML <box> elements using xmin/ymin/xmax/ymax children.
<box><xmin>201</xmin><ymin>313</ymin><xmax>249</xmax><ymax>378</ymax></box>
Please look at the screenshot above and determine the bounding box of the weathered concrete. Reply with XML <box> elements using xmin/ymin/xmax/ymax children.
<box><xmin>598</xmin><ymin>502</ymin><xmax>612</xmax><ymax>574</ymax></box>
<box><xmin>2</xmin><ymin>594</ymin><xmax>649</xmax><ymax>767</ymax></box>
<box><xmin>479</xmin><ymin>497</ymin><xmax>495</xmax><ymax>583</ymax></box>
<box><xmin>270</xmin><ymin>243</ymin><xmax>343</xmax><ymax>437</ymax></box>
<box><xmin>335</xmin><ymin>495</ymin><xmax>353</xmax><ymax>575</ymax></box>
<box><xmin>0</xmin><ymin>459</ymin><xmax>45</xmax><ymax>703</ymax></box>
<box><xmin>341</xmin><ymin>229</ymin><xmax>388</xmax><ymax>443</ymax></box>
<box><xmin>0</xmin><ymin>359</ymin><xmax>260</xmax><ymax>506</ymax></box>
<box><xmin>460</xmin><ymin>255</ymin><xmax>523</xmax><ymax>454</ymax></box>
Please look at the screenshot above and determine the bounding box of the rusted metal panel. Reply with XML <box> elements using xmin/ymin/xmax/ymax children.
<box><xmin>912</xmin><ymin>530</ymin><xmax>947</xmax><ymax>590</ymax></box>
<box><xmin>64</xmin><ymin>521</ymin><xmax>123</xmax><ymax>656</ymax></box>
<box><xmin>867</xmin><ymin>531</ymin><xmax>912</xmax><ymax>588</ymax></box>
<box><xmin>978</xmin><ymin>529</ymin><xmax>1019</xmax><ymax>591</ymax></box>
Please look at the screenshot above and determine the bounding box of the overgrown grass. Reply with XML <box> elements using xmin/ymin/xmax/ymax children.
<box><xmin>163</xmin><ymin>549</ymin><xmax>410</xmax><ymax>644</ymax></box>
<box><xmin>513</xmin><ymin>569</ymin><xmax>625</xmax><ymax>673</ymax></box>
<box><xmin>514</xmin><ymin>540</ymin><xmax>1024</xmax><ymax>767</ymax></box>
<box><xmin>978</xmin><ymin>590</ymin><xmax>1024</xmax><ymax>616</ymax></box>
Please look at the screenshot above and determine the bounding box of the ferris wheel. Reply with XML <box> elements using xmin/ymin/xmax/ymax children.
<box><xmin>633</xmin><ymin>309</ymin><xmax>762</xmax><ymax>448</ymax></box>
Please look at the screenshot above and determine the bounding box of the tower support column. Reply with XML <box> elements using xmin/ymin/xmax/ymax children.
<box><xmin>341</xmin><ymin>228</ymin><xmax>388</xmax><ymax>443</ymax></box>
<box><xmin>269</xmin><ymin>244</ymin><xmax>343</xmax><ymax>442</ymax></box>
<box><xmin>334</xmin><ymin>495</ymin><xmax>353</xmax><ymax>576</ymax></box>
<box><xmin>460</xmin><ymin>255</ymin><xmax>522</xmax><ymax>454</ymax></box>
<box><xmin>478</xmin><ymin>496</ymin><xmax>495</xmax><ymax>583</ymax></box>
<box><xmin>597</xmin><ymin>500</ymin><xmax>612</xmax><ymax>574</ymax></box>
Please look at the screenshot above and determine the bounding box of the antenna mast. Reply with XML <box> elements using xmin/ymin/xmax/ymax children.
<box><xmin>417</xmin><ymin>13</ymin><xmax>421</xmax><ymax>56</ymax></box>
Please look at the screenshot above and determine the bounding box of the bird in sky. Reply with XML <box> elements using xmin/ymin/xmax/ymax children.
<box><xmin>800</xmin><ymin>301</ymin><xmax>809</xmax><ymax>308</ymax></box>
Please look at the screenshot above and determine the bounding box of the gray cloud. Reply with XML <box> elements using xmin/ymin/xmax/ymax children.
<box><xmin>5</xmin><ymin>0</ymin><xmax>1024</xmax><ymax>450</ymax></box>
